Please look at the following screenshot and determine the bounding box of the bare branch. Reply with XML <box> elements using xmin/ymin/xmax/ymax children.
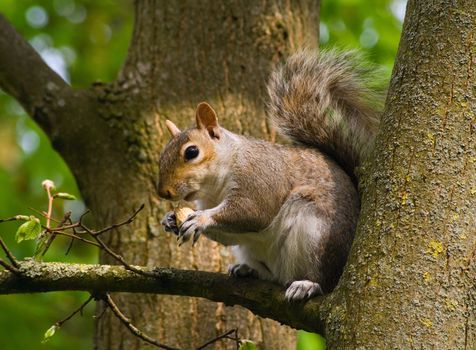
<box><xmin>52</xmin><ymin>231</ymin><xmax>101</xmax><ymax>248</ymax></box>
<box><xmin>92</xmin><ymin>204</ymin><xmax>145</xmax><ymax>236</ymax></box>
<box><xmin>0</xmin><ymin>237</ymin><xmax>19</xmax><ymax>268</ymax></box>
<box><xmin>41</xmin><ymin>211</ymin><xmax>72</xmax><ymax>257</ymax></box>
<box><xmin>47</xmin><ymin>223</ymin><xmax>81</xmax><ymax>232</ymax></box>
<box><xmin>0</xmin><ymin>261</ymin><xmax>327</xmax><ymax>334</ymax></box>
<box><xmin>0</xmin><ymin>217</ymin><xmax>19</xmax><ymax>224</ymax></box>
<box><xmin>103</xmin><ymin>293</ymin><xmax>180</xmax><ymax>350</ymax></box>
<box><xmin>92</xmin><ymin>235</ymin><xmax>154</xmax><ymax>276</ymax></box>
<box><xmin>196</xmin><ymin>328</ymin><xmax>239</xmax><ymax>350</ymax></box>
<box><xmin>64</xmin><ymin>217</ymin><xmax>78</xmax><ymax>255</ymax></box>
<box><xmin>0</xmin><ymin>14</ymin><xmax>73</xmax><ymax>129</ymax></box>
<box><xmin>55</xmin><ymin>295</ymin><xmax>94</xmax><ymax>328</ymax></box>
<box><xmin>28</xmin><ymin>207</ymin><xmax>62</xmax><ymax>224</ymax></box>
<box><xmin>0</xmin><ymin>259</ymin><xmax>20</xmax><ymax>275</ymax></box>
<box><xmin>79</xmin><ymin>210</ymin><xmax>91</xmax><ymax>226</ymax></box>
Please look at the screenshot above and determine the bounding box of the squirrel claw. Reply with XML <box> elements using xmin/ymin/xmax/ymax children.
<box><xmin>285</xmin><ymin>280</ymin><xmax>323</xmax><ymax>302</ymax></box>
<box><xmin>192</xmin><ymin>230</ymin><xmax>201</xmax><ymax>246</ymax></box>
<box><xmin>177</xmin><ymin>210</ymin><xmax>212</xmax><ymax>246</ymax></box>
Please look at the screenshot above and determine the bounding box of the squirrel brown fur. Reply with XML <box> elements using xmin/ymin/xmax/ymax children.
<box><xmin>157</xmin><ymin>49</ymin><xmax>382</xmax><ymax>301</ymax></box>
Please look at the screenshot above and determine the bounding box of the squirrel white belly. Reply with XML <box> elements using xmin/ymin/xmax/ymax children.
<box><xmin>157</xmin><ymin>50</ymin><xmax>382</xmax><ymax>301</ymax></box>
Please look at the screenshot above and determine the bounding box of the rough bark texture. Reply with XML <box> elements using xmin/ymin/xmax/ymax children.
<box><xmin>1</xmin><ymin>1</ymin><xmax>319</xmax><ymax>349</ymax></box>
<box><xmin>0</xmin><ymin>261</ymin><xmax>326</xmax><ymax>334</ymax></box>
<box><xmin>323</xmin><ymin>0</ymin><xmax>476</xmax><ymax>348</ymax></box>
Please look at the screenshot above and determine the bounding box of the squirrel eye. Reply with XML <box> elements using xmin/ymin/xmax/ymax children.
<box><xmin>184</xmin><ymin>145</ymin><xmax>199</xmax><ymax>161</ymax></box>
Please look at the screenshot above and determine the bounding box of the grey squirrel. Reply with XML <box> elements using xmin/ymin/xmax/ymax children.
<box><xmin>157</xmin><ymin>50</ymin><xmax>381</xmax><ymax>301</ymax></box>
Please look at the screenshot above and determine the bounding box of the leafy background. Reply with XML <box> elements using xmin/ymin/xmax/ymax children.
<box><xmin>0</xmin><ymin>0</ymin><xmax>405</xmax><ymax>349</ymax></box>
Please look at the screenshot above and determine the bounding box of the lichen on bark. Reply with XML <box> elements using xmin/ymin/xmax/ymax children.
<box><xmin>326</xmin><ymin>0</ymin><xmax>476</xmax><ymax>348</ymax></box>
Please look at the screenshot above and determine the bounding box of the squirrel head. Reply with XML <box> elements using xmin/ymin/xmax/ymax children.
<box><xmin>157</xmin><ymin>102</ymin><xmax>222</xmax><ymax>202</ymax></box>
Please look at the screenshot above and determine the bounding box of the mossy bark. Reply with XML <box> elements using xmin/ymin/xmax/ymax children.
<box><xmin>0</xmin><ymin>261</ymin><xmax>326</xmax><ymax>334</ymax></box>
<box><xmin>323</xmin><ymin>0</ymin><xmax>476</xmax><ymax>348</ymax></box>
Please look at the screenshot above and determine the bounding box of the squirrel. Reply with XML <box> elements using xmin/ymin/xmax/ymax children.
<box><xmin>157</xmin><ymin>49</ymin><xmax>381</xmax><ymax>301</ymax></box>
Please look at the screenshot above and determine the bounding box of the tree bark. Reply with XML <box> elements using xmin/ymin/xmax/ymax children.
<box><xmin>323</xmin><ymin>0</ymin><xmax>476</xmax><ymax>348</ymax></box>
<box><xmin>93</xmin><ymin>2</ymin><xmax>318</xmax><ymax>349</ymax></box>
<box><xmin>1</xmin><ymin>1</ymin><xmax>319</xmax><ymax>349</ymax></box>
<box><xmin>0</xmin><ymin>261</ymin><xmax>326</xmax><ymax>334</ymax></box>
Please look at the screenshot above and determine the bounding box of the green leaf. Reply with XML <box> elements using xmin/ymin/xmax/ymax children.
<box><xmin>239</xmin><ymin>340</ymin><xmax>257</xmax><ymax>350</ymax></box>
<box><xmin>15</xmin><ymin>217</ymin><xmax>42</xmax><ymax>243</ymax></box>
<box><xmin>42</xmin><ymin>324</ymin><xmax>58</xmax><ymax>343</ymax></box>
<box><xmin>55</xmin><ymin>192</ymin><xmax>76</xmax><ymax>200</ymax></box>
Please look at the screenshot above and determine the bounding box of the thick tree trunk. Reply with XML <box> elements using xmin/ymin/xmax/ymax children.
<box><xmin>323</xmin><ymin>0</ymin><xmax>476</xmax><ymax>348</ymax></box>
<box><xmin>77</xmin><ymin>1</ymin><xmax>319</xmax><ymax>349</ymax></box>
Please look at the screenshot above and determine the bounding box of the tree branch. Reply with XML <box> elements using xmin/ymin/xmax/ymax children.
<box><xmin>0</xmin><ymin>260</ymin><xmax>327</xmax><ymax>334</ymax></box>
<box><xmin>0</xmin><ymin>15</ymin><xmax>74</xmax><ymax>129</ymax></box>
<box><xmin>103</xmin><ymin>293</ymin><xmax>180</xmax><ymax>350</ymax></box>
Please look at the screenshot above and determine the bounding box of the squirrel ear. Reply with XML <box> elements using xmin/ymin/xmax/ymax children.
<box><xmin>196</xmin><ymin>102</ymin><xmax>220</xmax><ymax>139</ymax></box>
<box><xmin>165</xmin><ymin>120</ymin><xmax>181</xmax><ymax>137</ymax></box>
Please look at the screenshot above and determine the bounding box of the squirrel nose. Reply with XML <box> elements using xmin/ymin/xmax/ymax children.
<box><xmin>157</xmin><ymin>186</ymin><xmax>174</xmax><ymax>200</ymax></box>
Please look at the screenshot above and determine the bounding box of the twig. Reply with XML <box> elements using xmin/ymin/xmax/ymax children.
<box><xmin>93</xmin><ymin>301</ymin><xmax>109</xmax><ymax>320</ymax></box>
<box><xmin>46</xmin><ymin>222</ymin><xmax>80</xmax><ymax>232</ymax></box>
<box><xmin>0</xmin><ymin>237</ymin><xmax>19</xmax><ymax>268</ymax></box>
<box><xmin>52</xmin><ymin>231</ymin><xmax>101</xmax><ymax>248</ymax></box>
<box><xmin>91</xmin><ymin>204</ymin><xmax>144</xmax><ymax>236</ymax></box>
<box><xmin>28</xmin><ymin>207</ymin><xmax>61</xmax><ymax>224</ymax></box>
<box><xmin>233</xmin><ymin>329</ymin><xmax>240</xmax><ymax>350</ymax></box>
<box><xmin>92</xmin><ymin>235</ymin><xmax>154</xmax><ymax>276</ymax></box>
<box><xmin>78</xmin><ymin>209</ymin><xmax>91</xmax><ymax>226</ymax></box>
<box><xmin>41</xmin><ymin>211</ymin><xmax>71</xmax><ymax>257</ymax></box>
<box><xmin>55</xmin><ymin>295</ymin><xmax>94</xmax><ymax>328</ymax></box>
<box><xmin>45</xmin><ymin>186</ymin><xmax>54</xmax><ymax>229</ymax></box>
<box><xmin>76</xmin><ymin>205</ymin><xmax>154</xmax><ymax>276</ymax></box>
<box><xmin>103</xmin><ymin>293</ymin><xmax>180</xmax><ymax>350</ymax></box>
<box><xmin>0</xmin><ymin>217</ymin><xmax>19</xmax><ymax>223</ymax></box>
<box><xmin>65</xmin><ymin>237</ymin><xmax>75</xmax><ymax>255</ymax></box>
<box><xmin>0</xmin><ymin>258</ymin><xmax>20</xmax><ymax>275</ymax></box>
<box><xmin>64</xmin><ymin>217</ymin><xmax>76</xmax><ymax>255</ymax></box>
<box><xmin>37</xmin><ymin>205</ymin><xmax>151</xmax><ymax>276</ymax></box>
<box><xmin>196</xmin><ymin>328</ymin><xmax>239</xmax><ymax>350</ymax></box>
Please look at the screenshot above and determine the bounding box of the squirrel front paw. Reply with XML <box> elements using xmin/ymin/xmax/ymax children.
<box><xmin>161</xmin><ymin>211</ymin><xmax>179</xmax><ymax>235</ymax></box>
<box><xmin>178</xmin><ymin>210</ymin><xmax>214</xmax><ymax>246</ymax></box>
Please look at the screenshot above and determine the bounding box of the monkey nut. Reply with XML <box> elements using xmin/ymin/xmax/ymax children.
<box><xmin>174</xmin><ymin>205</ymin><xmax>194</xmax><ymax>226</ymax></box>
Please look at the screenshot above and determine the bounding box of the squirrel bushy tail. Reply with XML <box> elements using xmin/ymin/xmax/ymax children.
<box><xmin>267</xmin><ymin>49</ymin><xmax>384</xmax><ymax>185</ymax></box>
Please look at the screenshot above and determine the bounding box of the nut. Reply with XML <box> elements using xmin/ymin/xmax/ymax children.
<box><xmin>174</xmin><ymin>204</ymin><xmax>194</xmax><ymax>226</ymax></box>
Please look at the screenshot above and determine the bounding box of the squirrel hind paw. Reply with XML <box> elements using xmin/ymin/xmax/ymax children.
<box><xmin>285</xmin><ymin>280</ymin><xmax>323</xmax><ymax>302</ymax></box>
<box><xmin>228</xmin><ymin>263</ymin><xmax>259</xmax><ymax>278</ymax></box>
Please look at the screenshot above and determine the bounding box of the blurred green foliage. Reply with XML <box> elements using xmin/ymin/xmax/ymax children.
<box><xmin>0</xmin><ymin>0</ymin><xmax>404</xmax><ymax>349</ymax></box>
<box><xmin>0</xmin><ymin>1</ymin><xmax>132</xmax><ymax>349</ymax></box>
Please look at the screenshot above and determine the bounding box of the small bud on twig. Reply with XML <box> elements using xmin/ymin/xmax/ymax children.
<box><xmin>42</xmin><ymin>179</ymin><xmax>56</xmax><ymax>191</ymax></box>
<box><xmin>54</xmin><ymin>193</ymin><xmax>77</xmax><ymax>200</ymax></box>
